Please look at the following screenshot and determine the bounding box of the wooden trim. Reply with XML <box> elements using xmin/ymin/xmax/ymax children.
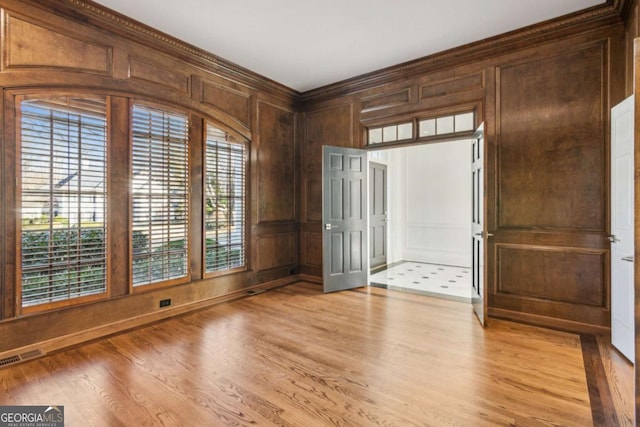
<box><xmin>489</xmin><ymin>307</ymin><xmax>610</xmax><ymax>334</ymax></box>
<box><xmin>581</xmin><ymin>333</ymin><xmax>620</xmax><ymax>426</ymax></box>
<box><xmin>297</xmin><ymin>274</ymin><xmax>322</xmax><ymax>284</ymax></box>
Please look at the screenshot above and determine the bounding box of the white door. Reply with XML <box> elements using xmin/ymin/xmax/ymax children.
<box><xmin>611</xmin><ymin>95</ymin><xmax>634</xmax><ymax>362</ymax></box>
<box><xmin>322</xmin><ymin>145</ymin><xmax>368</xmax><ymax>292</ymax></box>
<box><xmin>471</xmin><ymin>124</ymin><xmax>487</xmax><ymax>326</ymax></box>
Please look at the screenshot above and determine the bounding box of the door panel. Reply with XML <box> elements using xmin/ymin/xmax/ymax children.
<box><xmin>472</xmin><ymin>124</ymin><xmax>487</xmax><ymax>326</ymax></box>
<box><xmin>611</xmin><ymin>95</ymin><xmax>634</xmax><ymax>362</ymax></box>
<box><xmin>323</xmin><ymin>146</ymin><xmax>368</xmax><ymax>292</ymax></box>
<box><xmin>370</xmin><ymin>162</ymin><xmax>387</xmax><ymax>272</ymax></box>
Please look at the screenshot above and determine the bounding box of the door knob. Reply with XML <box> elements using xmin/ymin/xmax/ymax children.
<box><xmin>325</xmin><ymin>223</ymin><xmax>338</xmax><ymax>230</ymax></box>
<box><xmin>608</xmin><ymin>235</ymin><xmax>620</xmax><ymax>243</ymax></box>
<box><xmin>622</xmin><ymin>256</ymin><xmax>634</xmax><ymax>263</ymax></box>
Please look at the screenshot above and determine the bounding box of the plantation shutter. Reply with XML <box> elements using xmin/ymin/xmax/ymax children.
<box><xmin>131</xmin><ymin>104</ymin><xmax>189</xmax><ymax>286</ymax></box>
<box><xmin>204</xmin><ymin>124</ymin><xmax>246</xmax><ymax>273</ymax></box>
<box><xmin>20</xmin><ymin>97</ymin><xmax>108</xmax><ymax>308</ymax></box>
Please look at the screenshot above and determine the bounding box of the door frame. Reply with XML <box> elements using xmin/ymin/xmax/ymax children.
<box><xmin>362</xmin><ymin>126</ymin><xmax>488</xmax><ymax>325</ymax></box>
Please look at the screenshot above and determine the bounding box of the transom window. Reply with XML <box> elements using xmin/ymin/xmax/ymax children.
<box><xmin>204</xmin><ymin>123</ymin><xmax>246</xmax><ymax>273</ymax></box>
<box><xmin>131</xmin><ymin>103</ymin><xmax>190</xmax><ymax>287</ymax></box>
<box><xmin>367</xmin><ymin>110</ymin><xmax>475</xmax><ymax>146</ymax></box>
<box><xmin>19</xmin><ymin>96</ymin><xmax>108</xmax><ymax>309</ymax></box>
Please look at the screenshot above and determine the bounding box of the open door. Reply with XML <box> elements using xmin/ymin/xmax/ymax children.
<box><xmin>322</xmin><ymin>145</ymin><xmax>368</xmax><ymax>292</ymax></box>
<box><xmin>471</xmin><ymin>124</ymin><xmax>488</xmax><ymax>326</ymax></box>
<box><xmin>369</xmin><ymin>162</ymin><xmax>387</xmax><ymax>273</ymax></box>
<box><xmin>611</xmin><ymin>95</ymin><xmax>635</xmax><ymax>362</ymax></box>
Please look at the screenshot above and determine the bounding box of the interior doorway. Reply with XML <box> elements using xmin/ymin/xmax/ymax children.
<box><xmin>367</xmin><ymin>137</ymin><xmax>474</xmax><ymax>302</ymax></box>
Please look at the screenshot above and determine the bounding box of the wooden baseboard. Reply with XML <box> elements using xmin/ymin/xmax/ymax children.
<box><xmin>0</xmin><ymin>276</ymin><xmax>298</xmax><ymax>369</ymax></box>
<box><xmin>489</xmin><ymin>307</ymin><xmax>610</xmax><ymax>334</ymax></box>
<box><xmin>297</xmin><ymin>274</ymin><xmax>322</xmax><ymax>284</ymax></box>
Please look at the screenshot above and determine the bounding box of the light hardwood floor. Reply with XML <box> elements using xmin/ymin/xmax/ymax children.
<box><xmin>0</xmin><ymin>282</ymin><xmax>633</xmax><ymax>426</ymax></box>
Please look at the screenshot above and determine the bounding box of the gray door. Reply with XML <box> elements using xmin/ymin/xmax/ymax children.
<box><xmin>369</xmin><ymin>162</ymin><xmax>387</xmax><ymax>272</ymax></box>
<box><xmin>471</xmin><ymin>124</ymin><xmax>487</xmax><ymax>326</ymax></box>
<box><xmin>322</xmin><ymin>145</ymin><xmax>368</xmax><ymax>293</ymax></box>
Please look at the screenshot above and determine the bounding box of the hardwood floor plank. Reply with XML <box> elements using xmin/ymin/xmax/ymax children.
<box><xmin>0</xmin><ymin>282</ymin><xmax>624</xmax><ymax>426</ymax></box>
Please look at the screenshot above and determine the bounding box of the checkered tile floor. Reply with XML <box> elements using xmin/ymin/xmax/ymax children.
<box><xmin>370</xmin><ymin>262</ymin><xmax>472</xmax><ymax>303</ymax></box>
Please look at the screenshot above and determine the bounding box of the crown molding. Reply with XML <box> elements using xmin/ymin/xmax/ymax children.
<box><xmin>27</xmin><ymin>0</ymin><xmax>301</xmax><ymax>101</ymax></box>
<box><xmin>615</xmin><ymin>0</ymin><xmax>637</xmax><ymax>24</ymax></box>
<box><xmin>301</xmin><ymin>1</ymin><xmax>624</xmax><ymax>104</ymax></box>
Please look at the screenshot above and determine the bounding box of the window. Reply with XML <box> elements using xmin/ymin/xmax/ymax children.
<box><xmin>131</xmin><ymin>104</ymin><xmax>189</xmax><ymax>286</ymax></box>
<box><xmin>367</xmin><ymin>111</ymin><xmax>476</xmax><ymax>146</ymax></box>
<box><xmin>204</xmin><ymin>123</ymin><xmax>246</xmax><ymax>273</ymax></box>
<box><xmin>419</xmin><ymin>111</ymin><xmax>475</xmax><ymax>137</ymax></box>
<box><xmin>368</xmin><ymin>121</ymin><xmax>413</xmax><ymax>145</ymax></box>
<box><xmin>19</xmin><ymin>96</ymin><xmax>108</xmax><ymax>309</ymax></box>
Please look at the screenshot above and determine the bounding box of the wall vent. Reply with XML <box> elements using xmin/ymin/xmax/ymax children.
<box><xmin>0</xmin><ymin>349</ymin><xmax>45</xmax><ymax>368</ymax></box>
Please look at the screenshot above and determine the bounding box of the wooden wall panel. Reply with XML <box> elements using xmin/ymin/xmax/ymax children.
<box><xmin>256</xmin><ymin>233</ymin><xmax>296</xmax><ymax>271</ymax></box>
<box><xmin>301</xmin><ymin>231</ymin><xmax>322</xmax><ymax>268</ymax></box>
<box><xmin>497</xmin><ymin>245</ymin><xmax>606</xmax><ymax>307</ymax></box>
<box><xmin>128</xmin><ymin>57</ymin><xmax>191</xmax><ymax>95</ymax></box>
<box><xmin>361</xmin><ymin>87</ymin><xmax>413</xmax><ymax>112</ymax></box>
<box><xmin>497</xmin><ymin>44</ymin><xmax>606</xmax><ymax>231</ymax></box>
<box><xmin>420</xmin><ymin>72</ymin><xmax>484</xmax><ymax>99</ymax></box>
<box><xmin>3</xmin><ymin>14</ymin><xmax>111</xmax><ymax>73</ymax></box>
<box><xmin>257</xmin><ymin>102</ymin><xmax>296</xmax><ymax>222</ymax></box>
<box><xmin>304</xmin><ymin>104</ymin><xmax>353</xmax><ymax>222</ymax></box>
<box><xmin>625</xmin><ymin>2</ymin><xmax>639</xmax><ymax>96</ymax></box>
<box><xmin>201</xmin><ymin>79</ymin><xmax>251</xmax><ymax>127</ymax></box>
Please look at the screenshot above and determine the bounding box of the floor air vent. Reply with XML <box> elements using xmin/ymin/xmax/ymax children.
<box><xmin>0</xmin><ymin>349</ymin><xmax>44</xmax><ymax>368</ymax></box>
<box><xmin>20</xmin><ymin>349</ymin><xmax>43</xmax><ymax>361</ymax></box>
<box><xmin>0</xmin><ymin>355</ymin><xmax>21</xmax><ymax>367</ymax></box>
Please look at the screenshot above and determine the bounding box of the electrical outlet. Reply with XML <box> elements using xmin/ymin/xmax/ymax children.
<box><xmin>159</xmin><ymin>298</ymin><xmax>171</xmax><ymax>308</ymax></box>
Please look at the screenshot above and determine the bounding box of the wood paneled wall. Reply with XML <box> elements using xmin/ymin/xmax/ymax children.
<box><xmin>0</xmin><ymin>0</ymin><xmax>299</xmax><ymax>356</ymax></box>
<box><xmin>300</xmin><ymin>2</ymin><xmax>629</xmax><ymax>331</ymax></box>
<box><xmin>0</xmin><ymin>0</ymin><xmax>636</xmax><ymax>359</ymax></box>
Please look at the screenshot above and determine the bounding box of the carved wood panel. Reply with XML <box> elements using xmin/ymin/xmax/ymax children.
<box><xmin>497</xmin><ymin>44</ymin><xmax>606</xmax><ymax>231</ymax></box>
<box><xmin>304</xmin><ymin>104</ymin><xmax>353</xmax><ymax>222</ymax></box>
<box><xmin>3</xmin><ymin>14</ymin><xmax>112</xmax><ymax>73</ymax></box>
<box><xmin>257</xmin><ymin>233</ymin><xmax>296</xmax><ymax>271</ymax></box>
<box><xmin>128</xmin><ymin>57</ymin><xmax>190</xmax><ymax>95</ymax></box>
<box><xmin>201</xmin><ymin>79</ymin><xmax>251</xmax><ymax>127</ymax></box>
<box><xmin>257</xmin><ymin>102</ymin><xmax>296</xmax><ymax>222</ymax></box>
<box><xmin>497</xmin><ymin>245</ymin><xmax>606</xmax><ymax>307</ymax></box>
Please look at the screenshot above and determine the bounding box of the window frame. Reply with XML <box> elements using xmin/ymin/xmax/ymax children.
<box><xmin>364</xmin><ymin>108</ymin><xmax>478</xmax><ymax>148</ymax></box>
<box><xmin>202</xmin><ymin>121</ymin><xmax>249</xmax><ymax>278</ymax></box>
<box><xmin>129</xmin><ymin>100</ymin><xmax>192</xmax><ymax>291</ymax></box>
<box><xmin>15</xmin><ymin>93</ymin><xmax>111</xmax><ymax>314</ymax></box>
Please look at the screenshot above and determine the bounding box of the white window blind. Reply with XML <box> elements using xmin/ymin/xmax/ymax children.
<box><xmin>131</xmin><ymin>104</ymin><xmax>189</xmax><ymax>286</ymax></box>
<box><xmin>20</xmin><ymin>96</ymin><xmax>108</xmax><ymax>308</ymax></box>
<box><xmin>205</xmin><ymin>124</ymin><xmax>246</xmax><ymax>273</ymax></box>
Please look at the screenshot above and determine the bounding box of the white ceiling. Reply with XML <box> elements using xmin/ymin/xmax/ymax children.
<box><xmin>93</xmin><ymin>0</ymin><xmax>605</xmax><ymax>92</ymax></box>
